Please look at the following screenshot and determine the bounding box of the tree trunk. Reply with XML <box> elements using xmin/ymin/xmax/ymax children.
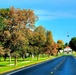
<box><xmin>4</xmin><ymin>54</ymin><xmax>7</xmax><ymax>61</ymax></box>
<box><xmin>14</xmin><ymin>56</ymin><xmax>17</xmax><ymax>66</ymax></box>
<box><xmin>0</xmin><ymin>55</ymin><xmax>1</xmax><ymax>61</ymax></box>
<box><xmin>48</xmin><ymin>54</ymin><xmax>50</xmax><ymax>57</ymax></box>
<box><xmin>32</xmin><ymin>53</ymin><xmax>34</xmax><ymax>59</ymax></box>
<box><xmin>37</xmin><ymin>54</ymin><xmax>39</xmax><ymax>61</ymax></box>
<box><xmin>9</xmin><ymin>55</ymin><xmax>11</xmax><ymax>64</ymax></box>
<box><xmin>42</xmin><ymin>53</ymin><xmax>44</xmax><ymax>58</ymax></box>
<box><xmin>23</xmin><ymin>54</ymin><xmax>25</xmax><ymax>61</ymax></box>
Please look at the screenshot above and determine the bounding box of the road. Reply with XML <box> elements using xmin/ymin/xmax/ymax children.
<box><xmin>3</xmin><ymin>55</ymin><xmax>76</xmax><ymax>75</ymax></box>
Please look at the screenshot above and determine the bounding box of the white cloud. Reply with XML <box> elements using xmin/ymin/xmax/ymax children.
<box><xmin>34</xmin><ymin>10</ymin><xmax>50</xmax><ymax>15</ymax></box>
<box><xmin>34</xmin><ymin>9</ymin><xmax>76</xmax><ymax>21</ymax></box>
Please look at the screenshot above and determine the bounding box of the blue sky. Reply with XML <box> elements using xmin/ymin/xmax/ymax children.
<box><xmin>0</xmin><ymin>0</ymin><xmax>76</xmax><ymax>43</ymax></box>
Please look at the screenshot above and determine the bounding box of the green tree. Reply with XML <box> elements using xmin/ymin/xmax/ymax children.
<box><xmin>0</xmin><ymin>8</ymin><xmax>10</xmax><ymax>30</ymax></box>
<box><xmin>69</xmin><ymin>37</ymin><xmax>76</xmax><ymax>51</ymax></box>
<box><xmin>64</xmin><ymin>43</ymin><xmax>69</xmax><ymax>48</ymax></box>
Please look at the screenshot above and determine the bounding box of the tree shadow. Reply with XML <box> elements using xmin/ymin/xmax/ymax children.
<box><xmin>0</xmin><ymin>65</ymin><xmax>7</xmax><ymax>67</ymax></box>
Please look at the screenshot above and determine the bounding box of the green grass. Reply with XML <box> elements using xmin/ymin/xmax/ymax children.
<box><xmin>0</xmin><ymin>56</ymin><xmax>56</xmax><ymax>74</ymax></box>
<box><xmin>58</xmin><ymin>52</ymin><xmax>75</xmax><ymax>56</ymax></box>
<box><xmin>72</xmin><ymin>51</ymin><xmax>76</xmax><ymax>57</ymax></box>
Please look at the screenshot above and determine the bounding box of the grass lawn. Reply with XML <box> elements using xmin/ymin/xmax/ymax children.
<box><xmin>0</xmin><ymin>55</ymin><xmax>56</xmax><ymax>74</ymax></box>
<box><xmin>72</xmin><ymin>51</ymin><xmax>76</xmax><ymax>57</ymax></box>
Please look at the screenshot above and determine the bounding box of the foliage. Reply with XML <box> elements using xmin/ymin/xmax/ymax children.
<box><xmin>69</xmin><ymin>37</ymin><xmax>76</xmax><ymax>51</ymax></box>
<box><xmin>57</xmin><ymin>40</ymin><xmax>64</xmax><ymax>51</ymax></box>
<box><xmin>45</xmin><ymin>31</ymin><xmax>54</xmax><ymax>55</ymax></box>
<box><xmin>0</xmin><ymin>7</ymin><xmax>58</xmax><ymax>65</ymax></box>
<box><xmin>52</xmin><ymin>43</ymin><xmax>58</xmax><ymax>56</ymax></box>
<box><xmin>0</xmin><ymin>7</ymin><xmax>38</xmax><ymax>65</ymax></box>
<box><xmin>64</xmin><ymin>43</ymin><xmax>69</xmax><ymax>48</ymax></box>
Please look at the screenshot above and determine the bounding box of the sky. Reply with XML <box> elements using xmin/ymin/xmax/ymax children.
<box><xmin>0</xmin><ymin>0</ymin><xmax>76</xmax><ymax>43</ymax></box>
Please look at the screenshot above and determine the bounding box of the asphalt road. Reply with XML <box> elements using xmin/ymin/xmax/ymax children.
<box><xmin>3</xmin><ymin>55</ymin><xmax>76</xmax><ymax>75</ymax></box>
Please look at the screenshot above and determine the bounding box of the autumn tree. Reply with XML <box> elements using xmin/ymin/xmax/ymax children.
<box><xmin>1</xmin><ymin>7</ymin><xmax>38</xmax><ymax>65</ymax></box>
<box><xmin>0</xmin><ymin>7</ymin><xmax>57</xmax><ymax>64</ymax></box>
<box><xmin>33</xmin><ymin>26</ymin><xmax>46</xmax><ymax>60</ymax></box>
<box><xmin>57</xmin><ymin>40</ymin><xmax>64</xmax><ymax>52</ymax></box>
<box><xmin>45</xmin><ymin>31</ymin><xmax>54</xmax><ymax>56</ymax></box>
<box><xmin>52</xmin><ymin>43</ymin><xmax>58</xmax><ymax>56</ymax></box>
<box><xmin>4</xmin><ymin>7</ymin><xmax>38</xmax><ymax>31</ymax></box>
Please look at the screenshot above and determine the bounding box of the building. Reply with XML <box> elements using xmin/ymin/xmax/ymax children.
<box><xmin>64</xmin><ymin>46</ymin><xmax>72</xmax><ymax>54</ymax></box>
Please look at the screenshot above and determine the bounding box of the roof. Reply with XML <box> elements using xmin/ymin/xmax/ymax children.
<box><xmin>64</xmin><ymin>46</ymin><xmax>72</xmax><ymax>51</ymax></box>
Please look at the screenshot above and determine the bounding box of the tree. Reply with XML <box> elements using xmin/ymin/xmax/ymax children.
<box><xmin>10</xmin><ymin>29</ymin><xmax>29</xmax><ymax>65</ymax></box>
<box><xmin>4</xmin><ymin>7</ymin><xmax>38</xmax><ymax>31</ymax></box>
<box><xmin>0</xmin><ymin>46</ymin><xmax>5</xmax><ymax>61</ymax></box>
<box><xmin>0</xmin><ymin>17</ymin><xmax>4</xmax><ymax>30</ymax></box>
<box><xmin>19</xmin><ymin>33</ymin><xmax>29</xmax><ymax>61</ymax></box>
<box><xmin>34</xmin><ymin>26</ymin><xmax>46</xmax><ymax>60</ymax></box>
<box><xmin>0</xmin><ymin>8</ymin><xmax>9</xmax><ymax>18</ymax></box>
<box><xmin>0</xmin><ymin>8</ymin><xmax>10</xmax><ymax>30</ymax></box>
<box><xmin>0</xmin><ymin>29</ymin><xmax>11</xmax><ymax>61</ymax></box>
<box><xmin>57</xmin><ymin>40</ymin><xmax>64</xmax><ymax>52</ymax></box>
<box><xmin>52</xmin><ymin>43</ymin><xmax>58</xmax><ymax>56</ymax></box>
<box><xmin>0</xmin><ymin>8</ymin><xmax>10</xmax><ymax>60</ymax></box>
<box><xmin>69</xmin><ymin>37</ymin><xmax>76</xmax><ymax>51</ymax></box>
<box><xmin>64</xmin><ymin>43</ymin><xmax>69</xmax><ymax>48</ymax></box>
<box><xmin>1</xmin><ymin>7</ymin><xmax>38</xmax><ymax>65</ymax></box>
<box><xmin>45</xmin><ymin>31</ymin><xmax>54</xmax><ymax>56</ymax></box>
